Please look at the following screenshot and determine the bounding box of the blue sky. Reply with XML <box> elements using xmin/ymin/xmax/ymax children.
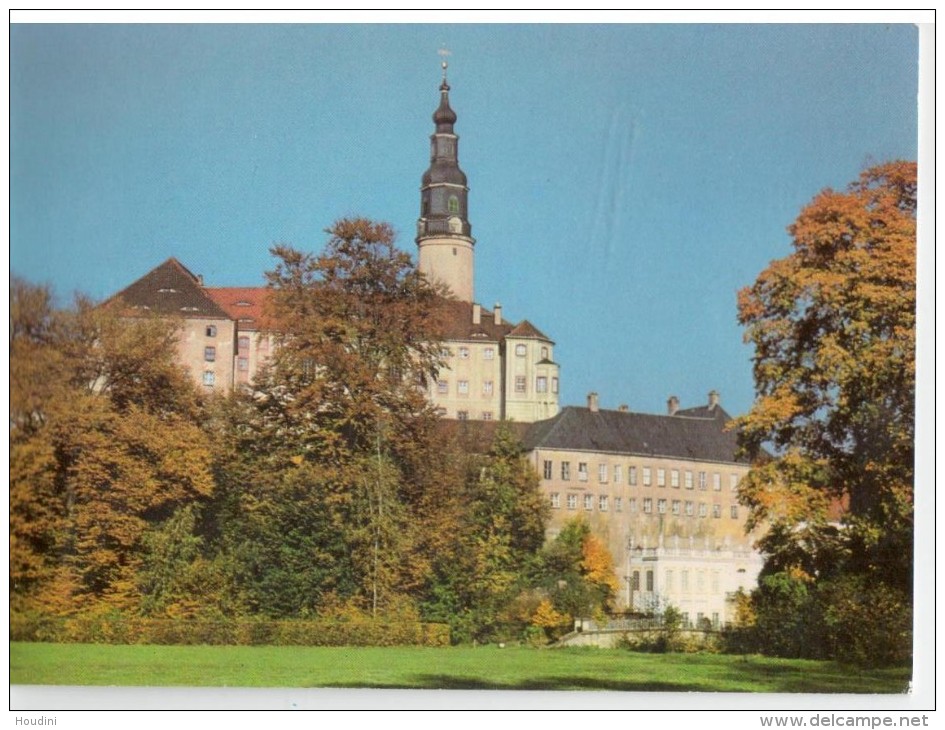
<box><xmin>10</xmin><ymin>21</ymin><xmax>920</xmax><ymax>417</ymax></box>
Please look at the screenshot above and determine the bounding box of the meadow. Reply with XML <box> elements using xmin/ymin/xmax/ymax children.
<box><xmin>10</xmin><ymin>642</ymin><xmax>911</xmax><ymax>693</ymax></box>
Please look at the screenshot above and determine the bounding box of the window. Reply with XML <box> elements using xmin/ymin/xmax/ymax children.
<box><xmin>435</xmin><ymin>407</ymin><xmax>447</xmax><ymax>417</ymax></box>
<box><xmin>672</xmin><ymin>499</ymin><xmax>681</xmax><ymax>515</ymax></box>
<box><xmin>699</xmin><ymin>471</ymin><xmax>707</xmax><ymax>490</ymax></box>
<box><xmin>584</xmin><ymin>494</ymin><xmax>593</xmax><ymax>511</ymax></box>
<box><xmin>437</xmin><ymin>380</ymin><xmax>449</xmax><ymax>394</ymax></box>
<box><xmin>685</xmin><ymin>501</ymin><xmax>694</xmax><ymax>516</ymax></box>
<box><xmin>448</xmin><ymin>195</ymin><xmax>459</xmax><ymax>214</ymax></box>
<box><xmin>642</xmin><ymin>467</ymin><xmax>652</xmax><ymax>487</ymax></box>
<box><xmin>665</xmin><ymin>570</ymin><xmax>674</xmax><ymax>591</ymax></box>
<box><xmin>238</xmin><ymin>357</ymin><xmax>249</xmax><ymax>371</ymax></box>
<box><xmin>238</xmin><ymin>336</ymin><xmax>250</xmax><ymax>354</ymax></box>
<box><xmin>482</xmin><ymin>411</ymin><xmax>493</xmax><ymax>421</ymax></box>
<box><xmin>578</xmin><ymin>463</ymin><xmax>588</xmax><ymax>482</ymax></box>
<box><xmin>713</xmin><ymin>504</ymin><xmax>721</xmax><ymax>518</ymax></box>
<box><xmin>484</xmin><ymin>347</ymin><xmax>495</xmax><ymax>360</ymax></box>
<box><xmin>730</xmin><ymin>505</ymin><xmax>739</xmax><ymax>519</ymax></box>
<box><xmin>550</xmin><ymin>493</ymin><xmax>560</xmax><ymax>509</ymax></box>
<box><xmin>614</xmin><ymin>496</ymin><xmax>623</xmax><ymax>512</ymax></box>
<box><xmin>614</xmin><ymin>465</ymin><xmax>623</xmax><ymax>484</ymax></box>
<box><xmin>658</xmin><ymin>498</ymin><xmax>667</xmax><ymax>514</ymax></box>
<box><xmin>699</xmin><ymin>502</ymin><xmax>708</xmax><ymax>517</ymax></box>
<box><xmin>457</xmin><ymin>380</ymin><xmax>469</xmax><ymax>395</ymax></box>
<box><xmin>482</xmin><ymin>380</ymin><xmax>494</xmax><ymax>395</ymax></box>
<box><xmin>629</xmin><ymin>466</ymin><xmax>638</xmax><ymax>486</ymax></box>
<box><xmin>458</xmin><ymin>346</ymin><xmax>469</xmax><ymax>359</ymax></box>
<box><xmin>629</xmin><ymin>498</ymin><xmax>638</xmax><ymax>513</ymax></box>
<box><xmin>657</xmin><ymin>468</ymin><xmax>666</xmax><ymax>487</ymax></box>
<box><xmin>685</xmin><ymin>471</ymin><xmax>694</xmax><ymax>490</ymax></box>
<box><xmin>730</xmin><ymin>473</ymin><xmax>739</xmax><ymax>491</ymax></box>
<box><xmin>646</xmin><ymin>570</ymin><xmax>654</xmax><ymax>592</ymax></box>
<box><xmin>712</xmin><ymin>612</ymin><xmax>720</xmax><ymax>628</ymax></box>
<box><xmin>543</xmin><ymin>460</ymin><xmax>553</xmax><ymax>480</ymax></box>
<box><xmin>204</xmin><ymin>346</ymin><xmax>216</xmax><ymax>362</ymax></box>
<box><xmin>632</xmin><ymin>571</ymin><xmax>640</xmax><ymax>591</ymax></box>
<box><xmin>205</xmin><ymin>325</ymin><xmax>217</xmax><ymax>337</ymax></box>
<box><xmin>598</xmin><ymin>464</ymin><xmax>608</xmax><ymax>483</ymax></box>
<box><xmin>712</xmin><ymin>572</ymin><xmax>720</xmax><ymax>595</ymax></box>
<box><xmin>536</xmin><ymin>376</ymin><xmax>548</xmax><ymax>393</ymax></box>
<box><xmin>713</xmin><ymin>473</ymin><xmax>721</xmax><ymax>491</ymax></box>
<box><xmin>202</xmin><ymin>371</ymin><xmax>215</xmax><ymax>387</ymax></box>
<box><xmin>552</xmin><ymin>377</ymin><xmax>559</xmax><ymax>394</ymax></box>
<box><xmin>697</xmin><ymin>573</ymin><xmax>705</xmax><ymax>593</ymax></box>
<box><xmin>514</xmin><ymin>376</ymin><xmax>526</xmax><ymax>393</ymax></box>
<box><xmin>457</xmin><ymin>410</ymin><xmax>469</xmax><ymax>421</ymax></box>
<box><xmin>541</xmin><ymin>346</ymin><xmax>549</xmax><ymax>360</ymax></box>
<box><xmin>681</xmin><ymin>571</ymin><xmax>689</xmax><ymax>592</ymax></box>
<box><xmin>671</xmin><ymin>469</ymin><xmax>680</xmax><ymax>488</ymax></box>
<box><xmin>561</xmin><ymin>462</ymin><xmax>571</xmax><ymax>481</ymax></box>
<box><xmin>567</xmin><ymin>494</ymin><xmax>577</xmax><ymax>510</ymax></box>
<box><xmin>515</xmin><ymin>344</ymin><xmax>527</xmax><ymax>357</ymax></box>
<box><xmin>599</xmin><ymin>495</ymin><xmax>608</xmax><ymax>512</ymax></box>
<box><xmin>643</xmin><ymin>498</ymin><xmax>653</xmax><ymax>514</ymax></box>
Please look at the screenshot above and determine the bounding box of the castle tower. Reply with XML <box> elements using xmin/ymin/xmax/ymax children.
<box><xmin>416</xmin><ymin>61</ymin><xmax>475</xmax><ymax>302</ymax></box>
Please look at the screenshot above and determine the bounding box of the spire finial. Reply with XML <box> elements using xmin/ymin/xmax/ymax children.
<box><xmin>438</xmin><ymin>45</ymin><xmax>452</xmax><ymax>85</ymax></box>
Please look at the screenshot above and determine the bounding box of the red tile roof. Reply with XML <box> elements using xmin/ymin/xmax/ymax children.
<box><xmin>204</xmin><ymin>287</ymin><xmax>272</xmax><ymax>331</ymax></box>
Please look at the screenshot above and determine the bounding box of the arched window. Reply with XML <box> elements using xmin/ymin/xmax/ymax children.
<box><xmin>448</xmin><ymin>195</ymin><xmax>459</xmax><ymax>214</ymax></box>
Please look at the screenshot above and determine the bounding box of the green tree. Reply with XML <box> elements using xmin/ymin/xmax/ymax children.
<box><xmin>540</xmin><ymin>517</ymin><xmax>619</xmax><ymax>623</ymax></box>
<box><xmin>206</xmin><ymin>218</ymin><xmax>451</xmax><ymax>616</ymax></box>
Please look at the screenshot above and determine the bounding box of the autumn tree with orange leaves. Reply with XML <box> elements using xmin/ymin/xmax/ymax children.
<box><xmin>733</xmin><ymin>162</ymin><xmax>915</xmax><ymax>664</ymax></box>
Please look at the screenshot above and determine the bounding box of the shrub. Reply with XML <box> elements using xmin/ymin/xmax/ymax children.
<box><xmin>10</xmin><ymin>611</ymin><xmax>450</xmax><ymax>647</ymax></box>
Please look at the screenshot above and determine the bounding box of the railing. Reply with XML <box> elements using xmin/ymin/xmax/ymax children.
<box><xmin>417</xmin><ymin>219</ymin><xmax>472</xmax><ymax>238</ymax></box>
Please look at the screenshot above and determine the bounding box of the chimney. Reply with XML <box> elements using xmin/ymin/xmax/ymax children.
<box><xmin>472</xmin><ymin>303</ymin><xmax>481</xmax><ymax>325</ymax></box>
<box><xmin>494</xmin><ymin>303</ymin><xmax>502</xmax><ymax>325</ymax></box>
<box><xmin>587</xmin><ymin>392</ymin><xmax>599</xmax><ymax>413</ymax></box>
<box><xmin>618</xmin><ymin>404</ymin><xmax>629</xmax><ymax>413</ymax></box>
<box><xmin>667</xmin><ymin>395</ymin><xmax>679</xmax><ymax>415</ymax></box>
<box><xmin>708</xmin><ymin>390</ymin><xmax>720</xmax><ymax>409</ymax></box>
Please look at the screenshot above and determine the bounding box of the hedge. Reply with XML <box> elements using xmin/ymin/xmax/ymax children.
<box><xmin>10</xmin><ymin>612</ymin><xmax>451</xmax><ymax>647</ymax></box>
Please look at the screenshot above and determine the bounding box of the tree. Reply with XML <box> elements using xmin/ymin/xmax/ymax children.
<box><xmin>541</xmin><ymin>517</ymin><xmax>621</xmax><ymax>622</ymax></box>
<box><xmin>206</xmin><ymin>218</ymin><xmax>451</xmax><ymax>616</ymax></box>
<box><xmin>734</xmin><ymin>161</ymin><xmax>915</xmax><ymax>664</ymax></box>
<box><xmin>735</xmin><ymin>161</ymin><xmax>916</xmax><ymax>588</ymax></box>
<box><xmin>10</xmin><ymin>283</ymin><xmax>215</xmax><ymax>613</ymax></box>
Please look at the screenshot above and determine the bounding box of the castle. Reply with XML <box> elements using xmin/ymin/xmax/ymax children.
<box><xmin>110</xmin><ymin>65</ymin><xmax>761</xmax><ymax>623</ymax></box>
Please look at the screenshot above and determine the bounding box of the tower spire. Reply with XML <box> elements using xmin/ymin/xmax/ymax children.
<box><xmin>416</xmin><ymin>54</ymin><xmax>475</xmax><ymax>302</ymax></box>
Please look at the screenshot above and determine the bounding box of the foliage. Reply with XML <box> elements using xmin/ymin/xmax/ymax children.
<box><xmin>734</xmin><ymin>162</ymin><xmax>916</xmax><ymax>666</ymax></box>
<box><xmin>540</xmin><ymin>518</ymin><xmax>621</xmax><ymax>623</ymax></box>
<box><xmin>418</xmin><ymin>424</ymin><xmax>549</xmax><ymax>643</ymax></box>
<box><xmin>735</xmin><ymin>161</ymin><xmax>916</xmax><ymax>592</ymax></box>
<box><xmin>10</xmin><ymin>280</ymin><xmax>214</xmax><ymax>613</ymax></box>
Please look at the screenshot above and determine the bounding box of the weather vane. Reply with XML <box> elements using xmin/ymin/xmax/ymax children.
<box><xmin>438</xmin><ymin>45</ymin><xmax>451</xmax><ymax>79</ymax></box>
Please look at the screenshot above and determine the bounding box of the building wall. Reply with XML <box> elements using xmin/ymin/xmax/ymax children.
<box><xmin>626</xmin><ymin>546</ymin><xmax>763</xmax><ymax>626</ymax></box>
<box><xmin>176</xmin><ymin>317</ymin><xmax>236</xmax><ymax>393</ymax></box>
<box><xmin>429</xmin><ymin>338</ymin><xmax>503</xmax><ymax>420</ymax></box>
<box><xmin>417</xmin><ymin>235</ymin><xmax>475</xmax><ymax>303</ymax></box>
<box><xmin>528</xmin><ymin>446</ymin><xmax>757</xmax><ymax>613</ymax></box>
<box><xmin>504</xmin><ymin>337</ymin><xmax>560</xmax><ymax>422</ymax></box>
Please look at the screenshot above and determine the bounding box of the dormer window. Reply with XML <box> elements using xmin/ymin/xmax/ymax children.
<box><xmin>158</xmin><ymin>287</ymin><xmax>177</xmax><ymax>294</ymax></box>
<box><xmin>181</xmin><ymin>307</ymin><xmax>199</xmax><ymax>312</ymax></box>
<box><xmin>236</xmin><ymin>301</ymin><xmax>251</xmax><ymax>307</ymax></box>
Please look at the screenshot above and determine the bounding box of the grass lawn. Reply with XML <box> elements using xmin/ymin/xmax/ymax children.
<box><xmin>10</xmin><ymin>642</ymin><xmax>910</xmax><ymax>693</ymax></box>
